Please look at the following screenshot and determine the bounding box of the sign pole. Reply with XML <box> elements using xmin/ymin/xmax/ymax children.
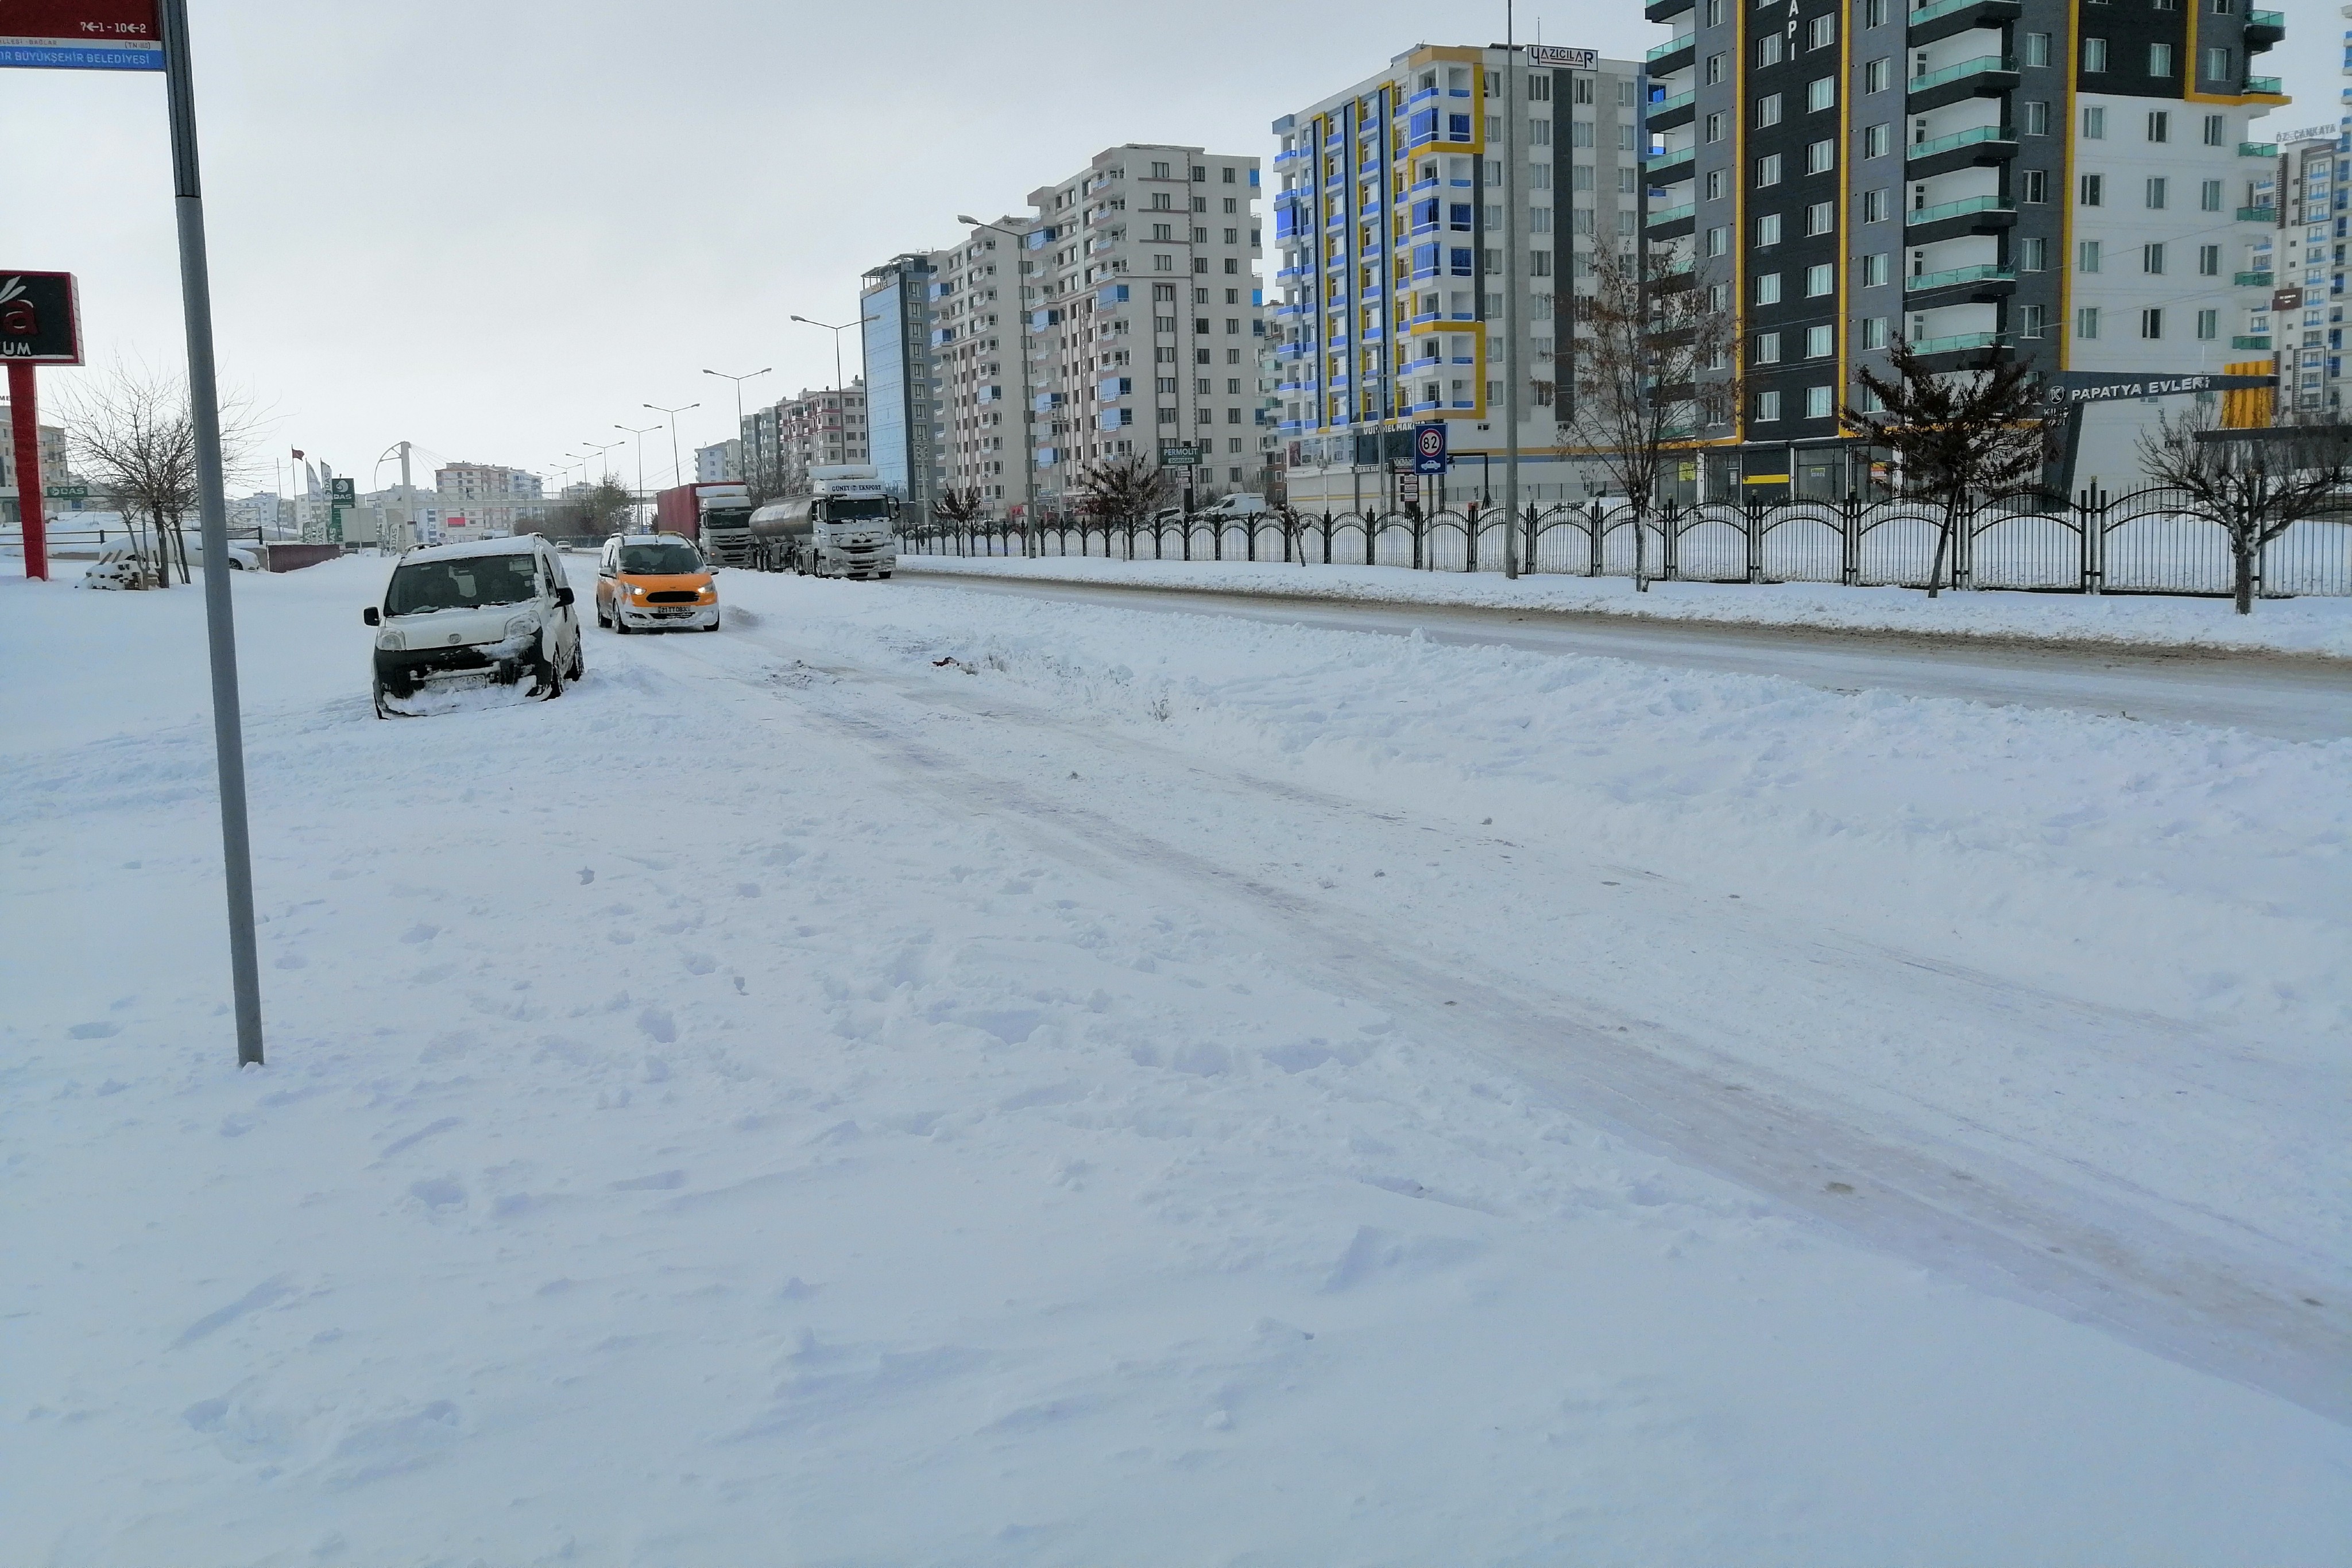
<box><xmin>160</xmin><ymin>0</ymin><xmax>264</xmax><ymax>1067</ymax></box>
<box><xmin>7</xmin><ymin>362</ymin><xmax>45</xmax><ymax>578</ymax></box>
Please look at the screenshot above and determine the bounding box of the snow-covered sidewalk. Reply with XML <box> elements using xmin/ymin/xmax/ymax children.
<box><xmin>3</xmin><ymin>559</ymin><xmax>2346</xmax><ymax>1564</ymax></box>
<box><xmin>901</xmin><ymin>552</ymin><xmax>2352</xmax><ymax>658</ymax></box>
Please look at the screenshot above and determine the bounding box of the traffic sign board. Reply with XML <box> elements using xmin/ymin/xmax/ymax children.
<box><xmin>1412</xmin><ymin>422</ymin><xmax>1449</xmax><ymax>474</ymax></box>
<box><xmin>44</xmin><ymin>482</ymin><xmax>90</xmax><ymax>498</ymax></box>
<box><xmin>0</xmin><ymin>272</ymin><xmax>84</xmax><ymax>363</ymax></box>
<box><xmin>0</xmin><ymin>1</ymin><xmax>163</xmax><ymax>71</ymax></box>
<box><xmin>1160</xmin><ymin>446</ymin><xmax>1200</xmax><ymax>467</ymax></box>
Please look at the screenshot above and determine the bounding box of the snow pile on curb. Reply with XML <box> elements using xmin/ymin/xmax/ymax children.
<box><xmin>900</xmin><ymin>554</ymin><xmax>2352</xmax><ymax>658</ymax></box>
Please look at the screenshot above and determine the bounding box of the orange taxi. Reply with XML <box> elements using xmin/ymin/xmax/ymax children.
<box><xmin>595</xmin><ymin>532</ymin><xmax>720</xmax><ymax>633</ymax></box>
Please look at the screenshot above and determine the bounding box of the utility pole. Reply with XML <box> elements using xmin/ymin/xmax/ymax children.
<box><xmin>1502</xmin><ymin>5</ymin><xmax>1523</xmax><ymax>579</ymax></box>
<box><xmin>162</xmin><ymin>0</ymin><xmax>265</xmax><ymax>1065</ymax></box>
<box><xmin>644</xmin><ymin>402</ymin><xmax>698</xmax><ymax>489</ymax></box>
<box><xmin>615</xmin><ymin>421</ymin><xmax>662</xmax><ymax>517</ymax></box>
<box><xmin>702</xmin><ymin>368</ymin><xmax>770</xmax><ymax>477</ymax></box>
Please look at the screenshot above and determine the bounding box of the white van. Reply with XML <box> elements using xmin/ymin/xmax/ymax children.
<box><xmin>363</xmin><ymin>536</ymin><xmax>582</xmax><ymax>717</ymax></box>
<box><xmin>1198</xmin><ymin>493</ymin><xmax>1268</xmax><ymax>519</ymax></box>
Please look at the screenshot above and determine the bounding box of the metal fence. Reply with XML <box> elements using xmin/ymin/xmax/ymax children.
<box><xmin>903</xmin><ymin>490</ymin><xmax>2352</xmax><ymax>598</ymax></box>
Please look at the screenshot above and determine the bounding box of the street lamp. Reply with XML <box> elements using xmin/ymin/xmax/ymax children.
<box><xmin>614</xmin><ymin>421</ymin><xmax>662</xmax><ymax>516</ymax></box>
<box><xmin>643</xmin><ymin>401</ymin><xmax>699</xmax><ymax>488</ymax></box>
<box><xmin>583</xmin><ymin>439</ymin><xmax>622</xmax><ymax>481</ymax></box>
<box><xmin>787</xmin><ymin>314</ymin><xmax>876</xmax><ymax>402</ymax></box>
<box><xmin>702</xmin><ymin>367</ymin><xmax>771</xmax><ymax>477</ymax></box>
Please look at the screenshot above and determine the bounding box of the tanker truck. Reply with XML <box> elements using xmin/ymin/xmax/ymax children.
<box><xmin>744</xmin><ymin>466</ymin><xmax>900</xmax><ymax>579</ymax></box>
<box><xmin>653</xmin><ymin>482</ymin><xmax>755</xmax><ymax>566</ymax></box>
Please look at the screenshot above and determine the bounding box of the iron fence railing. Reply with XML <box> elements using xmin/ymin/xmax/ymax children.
<box><xmin>902</xmin><ymin>491</ymin><xmax>2352</xmax><ymax>598</ymax></box>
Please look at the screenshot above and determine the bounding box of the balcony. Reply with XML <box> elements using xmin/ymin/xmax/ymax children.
<box><xmin>1646</xmin><ymin>34</ymin><xmax>1695</xmax><ymax>76</ymax></box>
<box><xmin>1646</xmin><ymin>146</ymin><xmax>1697</xmax><ymax>184</ymax></box>
<box><xmin>1902</xmin><ymin>192</ymin><xmax>2016</xmax><ymax>243</ymax></box>
<box><xmin>2245</xmin><ymin>76</ymin><xmax>2284</xmax><ymax>97</ymax></box>
<box><xmin>1645</xmin><ymin>202</ymin><xmax>1696</xmax><ymax>238</ymax></box>
<box><xmin>1906</xmin><ymin>0</ymin><xmax>2020</xmax><ymax>45</ymax></box>
<box><xmin>2235</xmin><ymin>270</ymin><xmax>2276</xmax><ymax>287</ymax></box>
<box><xmin>2239</xmin><ymin>141</ymin><xmax>2278</xmax><ymax>158</ymax></box>
<box><xmin>1904</xmin><ymin>263</ymin><xmax>2016</xmax><ymax>307</ymax></box>
<box><xmin>2245</xmin><ymin>9</ymin><xmax>2284</xmax><ymax>49</ymax></box>
<box><xmin>1645</xmin><ymin>0</ymin><xmax>1693</xmax><ymax>21</ymax></box>
<box><xmin>2238</xmin><ymin>206</ymin><xmax>2280</xmax><ymax>223</ymax></box>
<box><xmin>1905</xmin><ymin>55</ymin><xmax>2018</xmax><ymax>113</ymax></box>
<box><xmin>1647</xmin><ymin>90</ymin><xmax>1696</xmax><ymax>131</ymax></box>
<box><xmin>1904</xmin><ymin>122</ymin><xmax>2017</xmax><ymax>179</ymax></box>
<box><xmin>2232</xmin><ymin>335</ymin><xmax>2273</xmax><ymax>350</ymax></box>
<box><xmin>1910</xmin><ymin>330</ymin><xmax>2011</xmax><ymax>367</ymax></box>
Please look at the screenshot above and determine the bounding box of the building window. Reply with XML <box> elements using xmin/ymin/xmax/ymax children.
<box><xmin>1862</xmin><ymin>187</ymin><xmax>1891</xmax><ymax>222</ymax></box>
<box><xmin>1864</xmin><ymin>58</ymin><xmax>1891</xmax><ymax>92</ymax></box>
<box><xmin>2020</xmin><ymin>236</ymin><xmax>2048</xmax><ymax>270</ymax></box>
<box><xmin>2204</xmin><ymin>47</ymin><xmax>2231</xmax><ymax>82</ymax></box>
<box><xmin>2200</xmin><ymin>179</ymin><xmax>2223</xmax><ymax>212</ymax></box>
<box><xmin>2143</xmin><ymin>242</ymin><xmax>2165</xmax><ymax>274</ymax></box>
<box><xmin>2198</xmin><ymin>243</ymin><xmax>2221</xmax><ymax>276</ymax></box>
<box><xmin>1757</xmin><ymin>33</ymin><xmax>1784</xmax><ymax>67</ymax></box>
<box><xmin>1754</xmin><ymin>331</ymin><xmax>1782</xmax><ymax>363</ymax></box>
<box><xmin>2080</xmin><ymin>174</ymin><xmax>2104</xmax><ymax>207</ymax></box>
<box><xmin>2022</xmin><ymin>304</ymin><xmax>2048</xmax><ymax>338</ymax></box>
<box><xmin>2148</xmin><ymin>42</ymin><xmax>2173</xmax><ymax>77</ymax></box>
<box><xmin>2145</xmin><ymin>177</ymin><xmax>2167</xmax><ymax>210</ymax></box>
<box><xmin>1865</xmin><ymin>0</ymin><xmax>1887</xmax><ymax>24</ymax></box>
<box><xmin>2202</xmin><ymin>113</ymin><xmax>2226</xmax><ymax>146</ymax></box>
<box><xmin>1807</xmin><ymin>77</ymin><xmax>1836</xmax><ymax>112</ymax></box>
<box><xmin>2147</xmin><ymin>111</ymin><xmax>2170</xmax><ymax>144</ymax></box>
<box><xmin>2078</xmin><ymin>239</ymin><xmax>2100</xmax><ymax>272</ymax></box>
<box><xmin>2076</xmin><ymin>306</ymin><xmax>2100</xmax><ymax>340</ymax></box>
<box><xmin>2021</xmin><ymin>100</ymin><xmax>2049</xmax><ymax>136</ymax></box>
<box><xmin>1757</xmin><ymin>212</ymin><xmax>1783</xmax><ymax>246</ymax></box>
<box><xmin>1706</xmin><ymin>224</ymin><xmax>1731</xmax><ymax>256</ymax></box>
<box><xmin>1757</xmin><ymin>153</ymin><xmax>1784</xmax><ymax>187</ymax></box>
<box><xmin>1806</xmin><ymin>139</ymin><xmax>1835</xmax><ymax>175</ymax></box>
<box><xmin>1705</xmin><ymin>52</ymin><xmax>1726</xmax><ymax>84</ymax></box>
<box><xmin>2083</xmin><ymin>106</ymin><xmax>2105</xmax><ymax>139</ymax></box>
<box><xmin>1756</xmin><ymin>92</ymin><xmax>1784</xmax><ymax>128</ymax></box>
<box><xmin>1757</xmin><ymin>272</ymin><xmax>1783</xmax><ymax>303</ymax></box>
<box><xmin>2141</xmin><ymin>308</ymin><xmax>2164</xmax><ymax>339</ymax></box>
<box><xmin>1806</xmin><ymin>14</ymin><xmax>1833</xmax><ymax>49</ymax></box>
<box><xmin>1705</xmin><ymin>111</ymin><xmax>1727</xmax><ymax>142</ymax></box>
<box><xmin>2022</xmin><ymin>31</ymin><xmax>2050</xmax><ymax>67</ymax></box>
<box><xmin>1705</xmin><ymin>169</ymin><xmax>1726</xmax><ymax>200</ymax></box>
<box><xmin>1804</xmin><ymin>385</ymin><xmax>1834</xmax><ymax>419</ymax></box>
<box><xmin>1755</xmin><ymin>389</ymin><xmax>1783</xmax><ymax>422</ymax></box>
<box><xmin>2083</xmin><ymin>37</ymin><xmax>2108</xmax><ymax>72</ymax></box>
<box><xmin>1804</xmin><ymin>324</ymin><xmax>1834</xmax><ymax>357</ymax></box>
<box><xmin>1806</xmin><ymin>201</ymin><xmax>1833</xmax><ymax>235</ymax></box>
<box><xmin>2021</xmin><ymin>169</ymin><xmax>2049</xmax><ymax>203</ymax></box>
<box><xmin>1861</xmin><ymin>316</ymin><xmax>1889</xmax><ymax>349</ymax></box>
<box><xmin>2196</xmin><ymin>308</ymin><xmax>2220</xmax><ymax>340</ymax></box>
<box><xmin>1863</xmin><ymin>123</ymin><xmax>1892</xmax><ymax>158</ymax></box>
<box><xmin>1862</xmin><ymin>251</ymin><xmax>1891</xmax><ymax>286</ymax></box>
<box><xmin>1805</xmin><ymin>262</ymin><xmax>1834</xmax><ymax>296</ymax></box>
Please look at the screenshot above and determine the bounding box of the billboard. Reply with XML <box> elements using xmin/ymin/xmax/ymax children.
<box><xmin>0</xmin><ymin>272</ymin><xmax>83</xmax><ymax>363</ymax></box>
<box><xmin>0</xmin><ymin>1</ymin><xmax>163</xmax><ymax>71</ymax></box>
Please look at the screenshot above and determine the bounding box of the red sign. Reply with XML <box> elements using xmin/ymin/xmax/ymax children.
<box><xmin>0</xmin><ymin>272</ymin><xmax>83</xmax><ymax>364</ymax></box>
<box><xmin>1</xmin><ymin>1</ymin><xmax>163</xmax><ymax>70</ymax></box>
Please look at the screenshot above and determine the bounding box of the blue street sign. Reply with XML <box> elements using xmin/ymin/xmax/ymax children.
<box><xmin>1413</xmin><ymin>422</ymin><xmax>1449</xmax><ymax>474</ymax></box>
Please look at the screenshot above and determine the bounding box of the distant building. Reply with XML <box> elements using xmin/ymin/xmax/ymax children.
<box><xmin>741</xmin><ymin>381</ymin><xmax>869</xmax><ymax>499</ymax></box>
<box><xmin>860</xmin><ymin>253</ymin><xmax>942</xmax><ymax>519</ymax></box>
<box><xmin>0</xmin><ymin>405</ymin><xmax>73</xmax><ymax>526</ymax></box>
<box><xmin>695</xmin><ymin>439</ymin><xmax>741</xmax><ymax>483</ymax></box>
<box><xmin>427</xmin><ymin>462</ymin><xmax>551</xmax><ymax>540</ymax></box>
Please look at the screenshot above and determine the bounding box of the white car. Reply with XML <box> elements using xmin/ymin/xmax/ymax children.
<box><xmin>1198</xmin><ymin>492</ymin><xmax>1269</xmax><ymax>519</ymax></box>
<box><xmin>363</xmin><ymin>536</ymin><xmax>583</xmax><ymax>717</ymax></box>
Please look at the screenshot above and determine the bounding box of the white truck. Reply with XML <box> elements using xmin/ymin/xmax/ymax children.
<box><xmin>745</xmin><ymin>465</ymin><xmax>901</xmax><ymax>579</ymax></box>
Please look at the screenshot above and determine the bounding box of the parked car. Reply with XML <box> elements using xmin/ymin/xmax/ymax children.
<box><xmin>1199</xmin><ymin>492</ymin><xmax>1268</xmax><ymax>519</ymax></box>
<box><xmin>595</xmin><ymin>532</ymin><xmax>719</xmax><ymax>633</ymax></box>
<box><xmin>364</xmin><ymin>536</ymin><xmax>582</xmax><ymax>717</ymax></box>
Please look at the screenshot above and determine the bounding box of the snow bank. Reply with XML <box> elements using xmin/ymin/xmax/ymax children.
<box><xmin>901</xmin><ymin>553</ymin><xmax>2352</xmax><ymax>658</ymax></box>
<box><xmin>4</xmin><ymin>557</ymin><xmax>2346</xmax><ymax>1563</ymax></box>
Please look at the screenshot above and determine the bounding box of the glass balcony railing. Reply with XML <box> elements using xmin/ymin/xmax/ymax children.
<box><xmin>2235</xmin><ymin>270</ymin><xmax>2276</xmax><ymax>286</ymax></box>
<box><xmin>1646</xmin><ymin>35</ymin><xmax>1694</xmax><ymax>60</ymax></box>
<box><xmin>1904</xmin><ymin>193</ymin><xmax>2013</xmax><ymax>226</ymax></box>
<box><xmin>1908</xmin><ymin>55</ymin><xmax>2014</xmax><ymax>93</ymax></box>
<box><xmin>2246</xmin><ymin>76</ymin><xmax>2284</xmax><ymax>95</ymax></box>
<box><xmin>2238</xmin><ymin>206</ymin><xmax>2280</xmax><ymax>222</ymax></box>
<box><xmin>2247</xmin><ymin>8</ymin><xmax>2284</xmax><ymax>24</ymax></box>
<box><xmin>2239</xmin><ymin>141</ymin><xmax>2278</xmax><ymax>158</ymax></box>
<box><xmin>1905</xmin><ymin>263</ymin><xmax>2014</xmax><ymax>292</ymax></box>
<box><xmin>1648</xmin><ymin>90</ymin><xmax>1696</xmax><ymax>117</ymax></box>
<box><xmin>2232</xmin><ymin>335</ymin><xmax>2273</xmax><ymax>350</ymax></box>
<box><xmin>1905</xmin><ymin>0</ymin><xmax>1997</xmax><ymax>26</ymax></box>
<box><xmin>1906</xmin><ymin>123</ymin><xmax>2013</xmax><ymax>160</ymax></box>
<box><xmin>1646</xmin><ymin>202</ymin><xmax>1696</xmax><ymax>226</ymax></box>
<box><xmin>1647</xmin><ymin>146</ymin><xmax>1696</xmax><ymax>173</ymax></box>
<box><xmin>1911</xmin><ymin>330</ymin><xmax>2006</xmax><ymax>355</ymax></box>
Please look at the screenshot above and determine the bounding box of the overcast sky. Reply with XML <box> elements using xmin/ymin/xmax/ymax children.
<box><xmin>7</xmin><ymin>1</ymin><xmax>2336</xmax><ymax>496</ymax></box>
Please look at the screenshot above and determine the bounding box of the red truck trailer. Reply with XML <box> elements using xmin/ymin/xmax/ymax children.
<box><xmin>653</xmin><ymin>482</ymin><xmax>753</xmax><ymax>563</ymax></box>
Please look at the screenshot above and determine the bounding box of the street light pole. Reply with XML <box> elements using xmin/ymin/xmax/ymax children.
<box><xmin>789</xmin><ymin>315</ymin><xmax>872</xmax><ymax>400</ymax></box>
<box><xmin>1502</xmin><ymin>3</ymin><xmax>1523</xmax><ymax>580</ymax></box>
<box><xmin>615</xmin><ymin>421</ymin><xmax>662</xmax><ymax>520</ymax></box>
<box><xmin>702</xmin><ymin>368</ymin><xmax>771</xmax><ymax>477</ymax></box>
<box><xmin>644</xmin><ymin>402</ymin><xmax>699</xmax><ymax>489</ymax></box>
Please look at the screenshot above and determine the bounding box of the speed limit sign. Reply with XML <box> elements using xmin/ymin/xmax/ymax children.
<box><xmin>1413</xmin><ymin>422</ymin><xmax>1448</xmax><ymax>474</ymax></box>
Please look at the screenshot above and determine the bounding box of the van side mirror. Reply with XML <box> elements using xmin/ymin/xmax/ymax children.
<box><xmin>362</xmin><ymin>606</ymin><xmax>381</xmax><ymax>626</ymax></box>
<box><xmin>555</xmin><ymin>586</ymin><xmax>575</xmax><ymax>606</ymax></box>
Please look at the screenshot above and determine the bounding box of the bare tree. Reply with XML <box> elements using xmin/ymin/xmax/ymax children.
<box><xmin>1562</xmin><ymin>245</ymin><xmax>1742</xmax><ymax>590</ymax></box>
<box><xmin>932</xmin><ymin>485</ymin><xmax>987</xmax><ymax>529</ymax></box>
<box><xmin>1841</xmin><ymin>336</ymin><xmax>2051</xmax><ymax>597</ymax></box>
<box><xmin>1071</xmin><ymin>454</ymin><xmax>1169</xmax><ymax>530</ymax></box>
<box><xmin>2135</xmin><ymin>401</ymin><xmax>2352</xmax><ymax>614</ymax></box>
<box><xmin>60</xmin><ymin>361</ymin><xmax>256</xmax><ymax>587</ymax></box>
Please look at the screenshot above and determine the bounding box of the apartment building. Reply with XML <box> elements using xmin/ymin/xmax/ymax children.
<box><xmin>427</xmin><ymin>462</ymin><xmax>548</xmax><ymax>536</ymax></box>
<box><xmin>929</xmin><ymin>218</ymin><xmax>1035</xmax><ymax>517</ymax></box>
<box><xmin>1270</xmin><ymin>45</ymin><xmax>1647</xmax><ymax>512</ymax></box>
<box><xmin>860</xmin><ymin>253</ymin><xmax>942</xmax><ymax>520</ymax></box>
<box><xmin>739</xmin><ymin>383</ymin><xmax>869</xmax><ymax>499</ymax></box>
<box><xmin>1647</xmin><ymin>0</ymin><xmax>2288</xmax><ymax>495</ymax></box>
<box><xmin>0</xmin><ymin>406</ymin><xmax>71</xmax><ymax>525</ymax></box>
<box><xmin>1022</xmin><ymin>144</ymin><xmax>1266</xmax><ymax>515</ymax></box>
<box><xmin>2263</xmin><ymin>128</ymin><xmax>2349</xmax><ymax>417</ymax></box>
<box><xmin>694</xmin><ymin>439</ymin><xmax>741</xmax><ymax>484</ymax></box>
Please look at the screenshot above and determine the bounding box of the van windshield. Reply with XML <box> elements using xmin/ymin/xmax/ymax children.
<box><xmin>824</xmin><ymin>498</ymin><xmax>892</xmax><ymax>523</ymax></box>
<box><xmin>619</xmin><ymin>542</ymin><xmax>703</xmax><ymax>574</ymax></box>
<box><xmin>386</xmin><ymin>555</ymin><xmax>539</xmax><ymax>615</ymax></box>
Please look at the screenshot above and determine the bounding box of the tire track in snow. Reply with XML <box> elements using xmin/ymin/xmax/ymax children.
<box><xmin>636</xmin><ymin>613</ymin><xmax>2352</xmax><ymax>1424</ymax></box>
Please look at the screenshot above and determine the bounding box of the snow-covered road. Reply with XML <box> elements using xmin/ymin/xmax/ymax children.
<box><xmin>5</xmin><ymin>557</ymin><xmax>2347</xmax><ymax>1563</ymax></box>
<box><xmin>902</xmin><ymin>566</ymin><xmax>2352</xmax><ymax>740</ymax></box>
